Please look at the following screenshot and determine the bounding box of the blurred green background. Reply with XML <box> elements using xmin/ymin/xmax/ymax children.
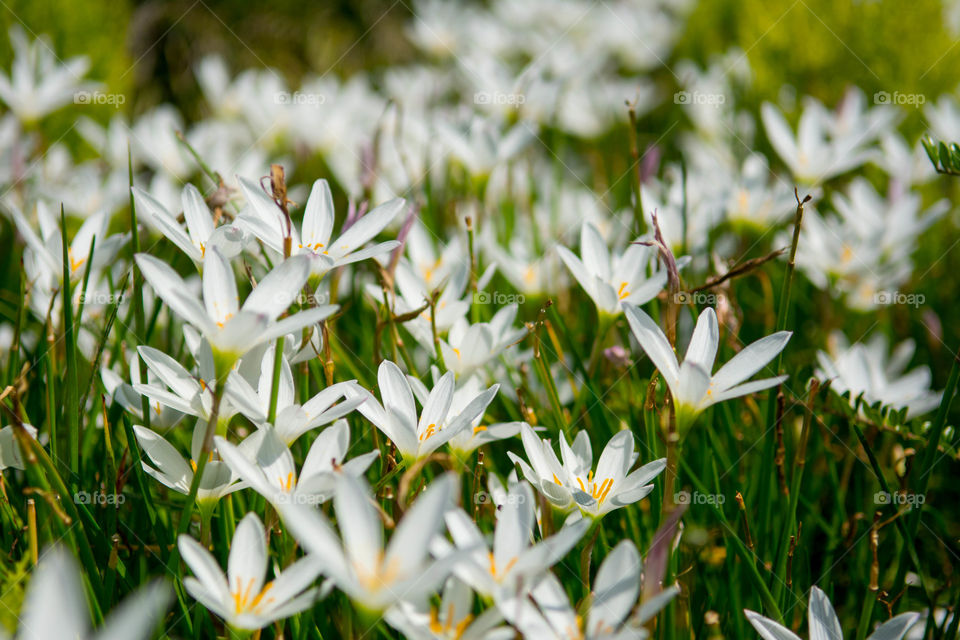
<box><xmin>0</xmin><ymin>0</ymin><xmax>955</xmax><ymax>133</ymax></box>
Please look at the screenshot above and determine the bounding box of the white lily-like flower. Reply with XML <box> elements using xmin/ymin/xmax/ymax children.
<box><xmin>815</xmin><ymin>331</ymin><xmax>941</xmax><ymax>419</ymax></box>
<box><xmin>409</xmin><ymin>374</ymin><xmax>521</xmax><ymax>458</ymax></box>
<box><xmin>3</xmin><ymin>549</ymin><xmax>170</xmax><ymax>640</ymax></box>
<box><xmin>557</xmin><ymin>222</ymin><xmax>671</xmax><ymax>316</ymax></box>
<box><xmin>225</xmin><ymin>345</ymin><xmax>364</xmax><ymax>445</ymax></box>
<box><xmin>131</xmin><ymin>345</ymin><xmax>238</xmax><ymax>429</ymax></box>
<box><xmin>215</xmin><ymin>421</ymin><xmax>379</xmax><ymax>508</ymax></box>
<box><xmin>279</xmin><ymin>473</ymin><xmax>460</xmax><ymax>612</ymax></box>
<box><xmin>0</xmin><ymin>27</ymin><xmax>92</xmax><ymax>122</ymax></box>
<box><xmin>179</xmin><ymin>512</ymin><xmax>324</xmax><ymax>631</ymax></box>
<box><xmin>132</xmin><ymin>184</ymin><xmax>244</xmax><ymax>265</ymax></box>
<box><xmin>509</xmin><ymin>424</ymin><xmax>665</xmax><ymax>519</ymax></box>
<box><xmin>353</xmin><ymin>360</ymin><xmax>499</xmax><ymax>461</ymax></box>
<box><xmin>135</xmin><ymin>248</ymin><xmax>336</xmax><ymax>373</ymax></box>
<box><xmin>434</xmin><ymin>481</ymin><xmax>588</xmax><ymax>599</ymax></box>
<box><xmin>760</xmin><ymin>93</ymin><xmax>892</xmax><ymax>184</ymax></box>
<box><xmin>384</xmin><ymin>577</ymin><xmax>512</xmax><ymax>640</ymax></box>
<box><xmin>6</xmin><ymin>202</ymin><xmax>127</xmax><ymax>319</ymax></box>
<box><xmin>0</xmin><ymin>424</ymin><xmax>37</xmax><ymax>471</ymax></box>
<box><xmin>133</xmin><ymin>425</ymin><xmax>242</xmax><ymax>509</ymax></box>
<box><xmin>439</xmin><ymin>304</ymin><xmax>527</xmax><ymax>380</ymax></box>
<box><xmin>101</xmin><ymin>353</ymin><xmax>185</xmax><ymax>430</ymax></box>
<box><xmin>501</xmin><ymin>540</ymin><xmax>677</xmax><ymax>640</ymax></box>
<box><xmin>745</xmin><ymin>586</ymin><xmax>918</xmax><ymax>640</ymax></box>
<box><xmin>624</xmin><ymin>304</ymin><xmax>791</xmax><ymax>431</ymax></box>
<box><xmin>237</xmin><ymin>176</ymin><xmax>404</xmax><ymax>276</ymax></box>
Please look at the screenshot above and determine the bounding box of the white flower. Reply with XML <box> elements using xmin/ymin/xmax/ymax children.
<box><xmin>624</xmin><ymin>304</ymin><xmax>790</xmax><ymax>430</ymax></box>
<box><xmin>508</xmin><ymin>424</ymin><xmax>665</xmax><ymax>519</ymax></box>
<box><xmin>179</xmin><ymin>512</ymin><xmax>324</xmax><ymax>631</ymax></box>
<box><xmin>6</xmin><ymin>202</ymin><xmax>127</xmax><ymax>319</ymax></box>
<box><xmin>4</xmin><ymin>549</ymin><xmax>170</xmax><ymax>640</ymax></box>
<box><xmin>132</xmin><ymin>184</ymin><xmax>244</xmax><ymax>265</ymax></box>
<box><xmin>279</xmin><ymin>473</ymin><xmax>460</xmax><ymax>612</ymax></box>
<box><xmin>501</xmin><ymin>540</ymin><xmax>677</xmax><ymax>640</ymax></box>
<box><xmin>135</xmin><ymin>248</ymin><xmax>336</xmax><ymax>372</ymax></box>
<box><xmin>0</xmin><ymin>27</ymin><xmax>93</xmax><ymax>122</ymax></box>
<box><xmin>438</xmin><ymin>305</ymin><xmax>527</xmax><ymax>379</ymax></box>
<box><xmin>101</xmin><ymin>353</ymin><xmax>185</xmax><ymax>430</ymax></box>
<box><xmin>789</xmin><ymin>178</ymin><xmax>946</xmax><ymax>310</ymax></box>
<box><xmin>215</xmin><ymin>420</ymin><xmax>379</xmax><ymax>508</ymax></box>
<box><xmin>815</xmin><ymin>331</ymin><xmax>941</xmax><ymax>419</ymax></box>
<box><xmin>435</xmin><ymin>481</ymin><xmax>588</xmax><ymax>599</ymax></box>
<box><xmin>131</xmin><ymin>345</ymin><xmax>236</xmax><ymax>427</ymax></box>
<box><xmin>353</xmin><ymin>360</ymin><xmax>499</xmax><ymax>461</ymax></box>
<box><xmin>224</xmin><ymin>345</ymin><xmax>364</xmax><ymax>445</ymax></box>
<box><xmin>133</xmin><ymin>425</ymin><xmax>242</xmax><ymax>508</ymax></box>
<box><xmin>237</xmin><ymin>176</ymin><xmax>404</xmax><ymax>277</ymax></box>
<box><xmin>745</xmin><ymin>586</ymin><xmax>918</xmax><ymax>640</ymax></box>
<box><xmin>409</xmin><ymin>374</ymin><xmax>522</xmax><ymax>457</ymax></box>
<box><xmin>760</xmin><ymin>92</ymin><xmax>893</xmax><ymax>183</ymax></box>
<box><xmin>384</xmin><ymin>577</ymin><xmax>511</xmax><ymax>640</ymax></box>
<box><xmin>557</xmin><ymin>222</ymin><xmax>670</xmax><ymax>316</ymax></box>
<box><xmin>0</xmin><ymin>424</ymin><xmax>37</xmax><ymax>471</ymax></box>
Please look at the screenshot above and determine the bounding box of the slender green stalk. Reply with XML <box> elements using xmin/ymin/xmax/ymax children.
<box><xmin>268</xmin><ymin>336</ymin><xmax>286</xmax><ymax>423</ymax></box>
<box><xmin>60</xmin><ymin>206</ymin><xmax>80</xmax><ymax>480</ymax></box>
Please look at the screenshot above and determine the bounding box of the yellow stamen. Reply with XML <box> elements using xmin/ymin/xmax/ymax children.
<box><xmin>472</xmin><ymin>425</ymin><xmax>487</xmax><ymax>435</ymax></box>
<box><xmin>617</xmin><ymin>281</ymin><xmax>630</xmax><ymax>300</ymax></box>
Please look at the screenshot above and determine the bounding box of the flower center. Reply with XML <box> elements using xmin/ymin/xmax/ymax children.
<box><xmin>232</xmin><ymin>577</ymin><xmax>275</xmax><ymax>615</ymax></box>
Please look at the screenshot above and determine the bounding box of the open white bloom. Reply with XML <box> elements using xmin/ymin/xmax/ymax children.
<box><xmin>215</xmin><ymin>421</ymin><xmax>378</xmax><ymax>507</ymax></box>
<box><xmin>102</xmin><ymin>353</ymin><xmax>185</xmax><ymax>430</ymax></box>
<box><xmin>225</xmin><ymin>345</ymin><xmax>364</xmax><ymax>445</ymax></box>
<box><xmin>0</xmin><ymin>27</ymin><xmax>92</xmax><ymax>122</ymax></box>
<box><xmin>761</xmin><ymin>93</ymin><xmax>891</xmax><ymax>183</ymax></box>
<box><xmin>434</xmin><ymin>481</ymin><xmax>588</xmax><ymax>599</ymax></box>
<box><xmin>790</xmin><ymin>178</ymin><xmax>946</xmax><ymax>310</ymax></box>
<box><xmin>439</xmin><ymin>304</ymin><xmax>527</xmax><ymax>379</ymax></box>
<box><xmin>131</xmin><ymin>345</ymin><xmax>237</xmax><ymax>428</ymax></box>
<box><xmin>280</xmin><ymin>473</ymin><xmax>460</xmax><ymax>612</ymax></box>
<box><xmin>501</xmin><ymin>540</ymin><xmax>677</xmax><ymax>640</ymax></box>
<box><xmin>384</xmin><ymin>576</ymin><xmax>511</xmax><ymax>640</ymax></box>
<box><xmin>135</xmin><ymin>248</ymin><xmax>336</xmax><ymax>372</ymax></box>
<box><xmin>0</xmin><ymin>424</ymin><xmax>37</xmax><ymax>471</ymax></box>
<box><xmin>815</xmin><ymin>332</ymin><xmax>941</xmax><ymax>420</ymax></box>
<box><xmin>557</xmin><ymin>222</ymin><xmax>670</xmax><ymax>316</ymax></box>
<box><xmin>624</xmin><ymin>305</ymin><xmax>791</xmax><ymax>431</ymax></box>
<box><xmin>353</xmin><ymin>360</ymin><xmax>499</xmax><ymax>460</ymax></box>
<box><xmin>745</xmin><ymin>586</ymin><xmax>918</xmax><ymax>640</ymax></box>
<box><xmin>409</xmin><ymin>373</ymin><xmax>522</xmax><ymax>458</ymax></box>
<box><xmin>509</xmin><ymin>424</ymin><xmax>665</xmax><ymax>519</ymax></box>
<box><xmin>132</xmin><ymin>184</ymin><xmax>244</xmax><ymax>265</ymax></box>
<box><xmin>2</xmin><ymin>549</ymin><xmax>170</xmax><ymax>640</ymax></box>
<box><xmin>133</xmin><ymin>425</ymin><xmax>242</xmax><ymax>509</ymax></box>
<box><xmin>6</xmin><ymin>202</ymin><xmax>127</xmax><ymax>318</ymax></box>
<box><xmin>237</xmin><ymin>176</ymin><xmax>404</xmax><ymax>276</ymax></box>
<box><xmin>179</xmin><ymin>512</ymin><xmax>323</xmax><ymax>631</ymax></box>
